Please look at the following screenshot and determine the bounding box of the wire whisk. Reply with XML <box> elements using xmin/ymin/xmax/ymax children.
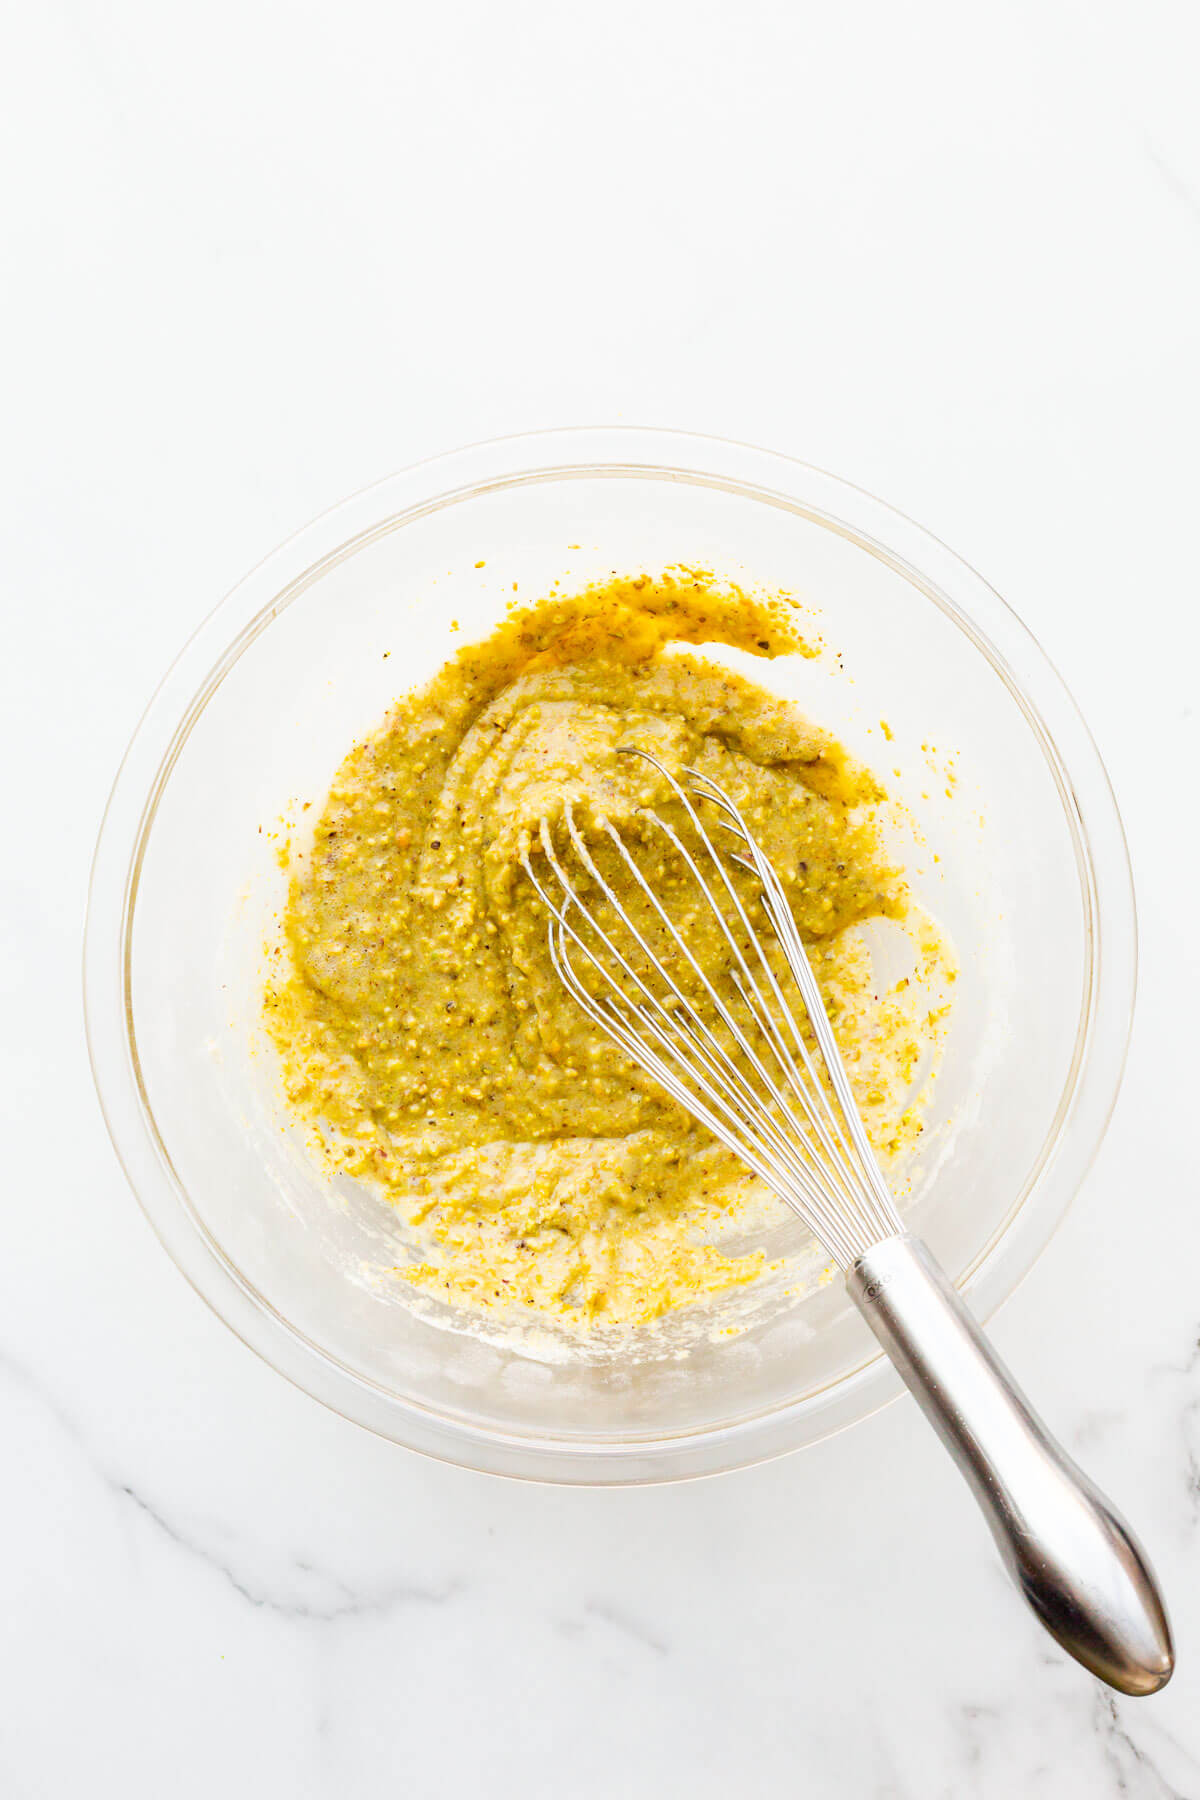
<box><xmin>523</xmin><ymin>748</ymin><xmax>897</xmax><ymax>1268</ymax></box>
<box><xmin>521</xmin><ymin>748</ymin><xmax>1172</xmax><ymax>1697</ymax></box>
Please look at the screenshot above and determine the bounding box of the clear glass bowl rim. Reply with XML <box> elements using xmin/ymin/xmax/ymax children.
<box><xmin>83</xmin><ymin>426</ymin><xmax>1137</xmax><ymax>1484</ymax></box>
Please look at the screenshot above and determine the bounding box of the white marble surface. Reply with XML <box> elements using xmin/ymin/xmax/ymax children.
<box><xmin>3</xmin><ymin>0</ymin><xmax>1200</xmax><ymax>1792</ymax></box>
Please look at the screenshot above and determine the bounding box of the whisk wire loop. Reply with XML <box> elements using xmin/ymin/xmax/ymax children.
<box><xmin>521</xmin><ymin>752</ymin><xmax>902</xmax><ymax>1266</ymax></box>
<box><xmin>633</xmin><ymin>767</ymin><xmax>877</xmax><ymax>1211</ymax></box>
<box><xmin>626</xmin><ymin>751</ymin><xmax>899</xmax><ymax>1240</ymax></box>
<box><xmin>525</xmin><ymin>829</ymin><xmax>863</xmax><ymax>1257</ymax></box>
<box><xmin>685</xmin><ymin>763</ymin><xmax>900</xmax><ymax>1233</ymax></box>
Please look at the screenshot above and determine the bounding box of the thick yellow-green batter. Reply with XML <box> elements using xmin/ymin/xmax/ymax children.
<box><xmin>264</xmin><ymin>571</ymin><xmax>945</xmax><ymax>1329</ymax></box>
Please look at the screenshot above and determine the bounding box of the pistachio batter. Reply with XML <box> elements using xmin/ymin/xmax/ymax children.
<box><xmin>264</xmin><ymin>571</ymin><xmax>946</xmax><ymax>1330</ymax></box>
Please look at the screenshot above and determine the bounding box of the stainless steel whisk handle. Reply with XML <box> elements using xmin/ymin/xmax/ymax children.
<box><xmin>848</xmin><ymin>1235</ymin><xmax>1174</xmax><ymax>1696</ymax></box>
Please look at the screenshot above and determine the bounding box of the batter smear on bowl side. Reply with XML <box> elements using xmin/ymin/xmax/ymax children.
<box><xmin>264</xmin><ymin>570</ymin><xmax>952</xmax><ymax>1328</ymax></box>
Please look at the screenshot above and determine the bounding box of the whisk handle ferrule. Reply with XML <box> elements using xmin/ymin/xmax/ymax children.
<box><xmin>847</xmin><ymin>1233</ymin><xmax>1173</xmax><ymax>1697</ymax></box>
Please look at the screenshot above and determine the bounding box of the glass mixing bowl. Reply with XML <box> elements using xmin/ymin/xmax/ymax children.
<box><xmin>84</xmin><ymin>428</ymin><xmax>1135</xmax><ymax>1482</ymax></box>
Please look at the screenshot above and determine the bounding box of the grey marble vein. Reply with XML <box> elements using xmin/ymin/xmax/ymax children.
<box><xmin>556</xmin><ymin>1597</ymin><xmax>669</xmax><ymax>1657</ymax></box>
<box><xmin>1149</xmin><ymin>1325</ymin><xmax>1200</xmax><ymax>1530</ymax></box>
<box><xmin>117</xmin><ymin>1480</ymin><xmax>460</xmax><ymax>1622</ymax></box>
<box><xmin>0</xmin><ymin>1343</ymin><xmax>459</xmax><ymax>1624</ymax></box>
<box><xmin>1092</xmin><ymin>1693</ymin><xmax>1197</xmax><ymax>1800</ymax></box>
<box><xmin>1143</xmin><ymin>136</ymin><xmax>1200</xmax><ymax>230</ymax></box>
